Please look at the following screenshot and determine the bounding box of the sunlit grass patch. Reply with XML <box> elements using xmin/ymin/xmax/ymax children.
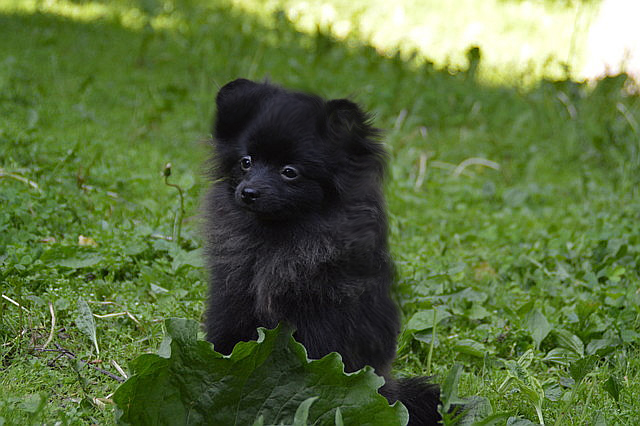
<box><xmin>232</xmin><ymin>0</ymin><xmax>600</xmax><ymax>84</ymax></box>
<box><xmin>3</xmin><ymin>0</ymin><xmax>599</xmax><ymax>84</ymax></box>
<box><xmin>0</xmin><ymin>0</ymin><xmax>184</xmax><ymax>31</ymax></box>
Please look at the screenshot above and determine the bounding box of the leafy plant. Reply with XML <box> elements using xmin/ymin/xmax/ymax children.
<box><xmin>113</xmin><ymin>319</ymin><xmax>407</xmax><ymax>425</ymax></box>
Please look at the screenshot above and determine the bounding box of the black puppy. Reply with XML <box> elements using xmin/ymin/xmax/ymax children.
<box><xmin>203</xmin><ymin>79</ymin><xmax>440</xmax><ymax>425</ymax></box>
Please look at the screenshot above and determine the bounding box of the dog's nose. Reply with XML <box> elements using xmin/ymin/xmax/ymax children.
<box><xmin>240</xmin><ymin>187</ymin><xmax>260</xmax><ymax>203</ymax></box>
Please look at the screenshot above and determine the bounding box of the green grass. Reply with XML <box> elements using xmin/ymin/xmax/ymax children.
<box><xmin>232</xmin><ymin>0</ymin><xmax>599</xmax><ymax>84</ymax></box>
<box><xmin>1</xmin><ymin>0</ymin><xmax>639</xmax><ymax>424</ymax></box>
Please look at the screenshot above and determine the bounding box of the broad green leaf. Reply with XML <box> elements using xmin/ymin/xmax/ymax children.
<box><xmin>502</xmin><ymin>360</ymin><xmax>527</xmax><ymax>384</ymax></box>
<box><xmin>113</xmin><ymin>319</ymin><xmax>407</xmax><ymax>425</ymax></box>
<box><xmin>516</xmin><ymin>301</ymin><xmax>534</xmax><ymax>316</ymax></box>
<box><xmin>543</xmin><ymin>382</ymin><xmax>563</xmax><ymax>401</ymax></box>
<box><xmin>454</xmin><ymin>396</ymin><xmax>493</xmax><ymax>425</ymax></box>
<box><xmin>76</xmin><ymin>298</ymin><xmax>99</xmax><ymax>355</ymax></box>
<box><xmin>54</xmin><ymin>297</ymin><xmax>70</xmax><ymax>312</ymax></box>
<box><xmin>149</xmin><ymin>283</ymin><xmax>169</xmax><ymax>295</ymax></box>
<box><xmin>170</xmin><ymin>247</ymin><xmax>204</xmax><ymax>271</ymax></box>
<box><xmin>607</xmin><ymin>265</ymin><xmax>626</xmax><ymax>283</ymax></box>
<box><xmin>18</xmin><ymin>394</ymin><xmax>46</xmax><ymax>414</ymax></box>
<box><xmin>413</xmin><ymin>332</ymin><xmax>440</xmax><ymax>346</ymax></box>
<box><xmin>516</xmin><ymin>349</ymin><xmax>535</xmax><ymax>369</ymax></box>
<box><xmin>542</xmin><ymin>348</ymin><xmax>580</xmax><ymax>366</ymax></box>
<box><xmin>57</xmin><ymin>253</ymin><xmax>102</xmax><ymax>269</ymax></box>
<box><xmin>586</xmin><ymin>337</ymin><xmax>621</xmax><ymax>356</ymax></box>
<box><xmin>405</xmin><ymin>308</ymin><xmax>451</xmax><ymax>332</ymax></box>
<box><xmin>40</xmin><ymin>246</ymin><xmax>102</xmax><ymax>269</ymax></box>
<box><xmin>569</xmin><ymin>355</ymin><xmax>598</xmax><ymax>384</ymax></box>
<box><xmin>122</xmin><ymin>240</ymin><xmax>148</xmax><ymax>256</ymax></box>
<box><xmin>526</xmin><ymin>308</ymin><xmax>551</xmax><ymax>350</ymax></box>
<box><xmin>505</xmin><ymin>375</ymin><xmax>545</xmax><ymax>425</ymax></box>
<box><xmin>554</xmin><ymin>329</ymin><xmax>584</xmax><ymax>356</ymax></box>
<box><xmin>517</xmin><ymin>376</ymin><xmax>544</xmax><ymax>407</ymax></box>
<box><xmin>467</xmin><ymin>303</ymin><xmax>490</xmax><ymax>320</ymax></box>
<box><xmin>620</xmin><ymin>328</ymin><xmax>640</xmax><ymax>343</ymax></box>
<box><xmin>603</xmin><ymin>375</ymin><xmax>622</xmax><ymax>402</ymax></box>
<box><xmin>453</xmin><ymin>339</ymin><xmax>487</xmax><ymax>358</ymax></box>
<box><xmin>440</xmin><ymin>364</ymin><xmax>463</xmax><ymax>413</ymax></box>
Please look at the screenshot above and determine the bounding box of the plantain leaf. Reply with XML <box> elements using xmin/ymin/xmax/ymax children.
<box><xmin>75</xmin><ymin>298</ymin><xmax>99</xmax><ymax>355</ymax></box>
<box><xmin>569</xmin><ymin>355</ymin><xmax>598</xmax><ymax>384</ymax></box>
<box><xmin>526</xmin><ymin>308</ymin><xmax>551</xmax><ymax>350</ymax></box>
<box><xmin>554</xmin><ymin>329</ymin><xmax>584</xmax><ymax>357</ymax></box>
<box><xmin>603</xmin><ymin>375</ymin><xmax>622</xmax><ymax>402</ymax></box>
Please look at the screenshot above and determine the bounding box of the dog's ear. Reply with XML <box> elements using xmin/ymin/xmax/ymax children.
<box><xmin>326</xmin><ymin>99</ymin><xmax>387</xmax><ymax>194</ymax></box>
<box><xmin>213</xmin><ymin>79</ymin><xmax>276</xmax><ymax>141</ymax></box>
<box><xmin>326</xmin><ymin>99</ymin><xmax>382</xmax><ymax>155</ymax></box>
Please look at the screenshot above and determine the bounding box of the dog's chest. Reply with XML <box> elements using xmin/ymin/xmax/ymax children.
<box><xmin>250</xmin><ymin>234</ymin><xmax>334</xmax><ymax>285</ymax></box>
<box><xmin>246</xmin><ymin>233</ymin><xmax>337</xmax><ymax>318</ymax></box>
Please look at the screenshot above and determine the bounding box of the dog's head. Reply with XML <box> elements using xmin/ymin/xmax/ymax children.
<box><xmin>211</xmin><ymin>79</ymin><xmax>386</xmax><ymax>220</ymax></box>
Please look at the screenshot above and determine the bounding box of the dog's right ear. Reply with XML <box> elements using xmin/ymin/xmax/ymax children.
<box><xmin>213</xmin><ymin>79</ymin><xmax>276</xmax><ymax>141</ymax></box>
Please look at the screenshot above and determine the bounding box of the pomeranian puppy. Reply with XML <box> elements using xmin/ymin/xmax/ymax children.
<box><xmin>203</xmin><ymin>79</ymin><xmax>440</xmax><ymax>425</ymax></box>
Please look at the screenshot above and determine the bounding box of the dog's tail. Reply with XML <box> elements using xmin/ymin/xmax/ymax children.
<box><xmin>380</xmin><ymin>377</ymin><xmax>441</xmax><ymax>426</ymax></box>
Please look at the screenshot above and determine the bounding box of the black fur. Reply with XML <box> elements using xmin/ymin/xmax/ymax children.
<box><xmin>203</xmin><ymin>79</ymin><xmax>440</xmax><ymax>425</ymax></box>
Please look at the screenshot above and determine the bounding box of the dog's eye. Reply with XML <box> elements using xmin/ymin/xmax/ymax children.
<box><xmin>240</xmin><ymin>156</ymin><xmax>252</xmax><ymax>171</ymax></box>
<box><xmin>281</xmin><ymin>166</ymin><xmax>299</xmax><ymax>180</ymax></box>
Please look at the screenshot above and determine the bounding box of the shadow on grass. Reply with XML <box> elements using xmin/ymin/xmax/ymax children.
<box><xmin>0</xmin><ymin>0</ymin><xmax>638</xmax><ymax>189</ymax></box>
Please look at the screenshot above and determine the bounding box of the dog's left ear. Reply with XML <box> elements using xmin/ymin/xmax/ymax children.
<box><xmin>326</xmin><ymin>99</ymin><xmax>382</xmax><ymax>155</ymax></box>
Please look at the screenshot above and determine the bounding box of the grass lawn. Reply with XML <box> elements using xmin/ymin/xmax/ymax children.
<box><xmin>1</xmin><ymin>0</ymin><xmax>639</xmax><ymax>424</ymax></box>
<box><xmin>232</xmin><ymin>0</ymin><xmax>599</xmax><ymax>84</ymax></box>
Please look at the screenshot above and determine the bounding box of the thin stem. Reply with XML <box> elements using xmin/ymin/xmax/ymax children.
<box><xmin>426</xmin><ymin>308</ymin><xmax>437</xmax><ymax>375</ymax></box>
